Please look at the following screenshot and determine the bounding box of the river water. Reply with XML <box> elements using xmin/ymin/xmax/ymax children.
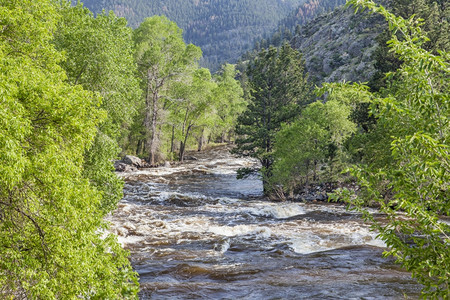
<box><xmin>109</xmin><ymin>145</ymin><xmax>420</xmax><ymax>299</ymax></box>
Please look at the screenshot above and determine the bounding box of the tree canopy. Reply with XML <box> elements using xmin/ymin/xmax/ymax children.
<box><xmin>0</xmin><ymin>0</ymin><xmax>138</xmax><ymax>297</ymax></box>
<box><xmin>233</xmin><ymin>43</ymin><xmax>311</xmax><ymax>194</ymax></box>
<box><xmin>330</xmin><ymin>0</ymin><xmax>449</xmax><ymax>297</ymax></box>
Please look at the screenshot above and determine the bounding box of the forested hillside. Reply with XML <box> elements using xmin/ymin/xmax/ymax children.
<box><xmin>291</xmin><ymin>5</ymin><xmax>385</xmax><ymax>83</ymax></box>
<box><xmin>77</xmin><ymin>0</ymin><xmax>307</xmax><ymax>70</ymax></box>
<box><xmin>241</xmin><ymin>1</ymin><xmax>383</xmax><ymax>84</ymax></box>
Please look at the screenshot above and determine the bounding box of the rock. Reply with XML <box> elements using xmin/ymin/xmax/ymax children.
<box><xmin>114</xmin><ymin>162</ymin><xmax>138</xmax><ymax>172</ymax></box>
<box><xmin>114</xmin><ymin>160</ymin><xmax>124</xmax><ymax>170</ymax></box>
<box><xmin>316</xmin><ymin>192</ymin><xmax>328</xmax><ymax>201</ymax></box>
<box><xmin>123</xmin><ymin>155</ymin><xmax>143</xmax><ymax>167</ymax></box>
<box><xmin>164</xmin><ymin>161</ymin><xmax>171</xmax><ymax>167</ymax></box>
<box><xmin>348</xmin><ymin>41</ymin><xmax>363</xmax><ymax>57</ymax></box>
<box><xmin>184</xmin><ymin>156</ymin><xmax>198</xmax><ymax>161</ymax></box>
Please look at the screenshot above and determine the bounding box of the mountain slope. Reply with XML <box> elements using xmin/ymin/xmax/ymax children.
<box><xmin>77</xmin><ymin>0</ymin><xmax>307</xmax><ymax>70</ymax></box>
<box><xmin>291</xmin><ymin>5</ymin><xmax>385</xmax><ymax>83</ymax></box>
<box><xmin>240</xmin><ymin>2</ymin><xmax>385</xmax><ymax>84</ymax></box>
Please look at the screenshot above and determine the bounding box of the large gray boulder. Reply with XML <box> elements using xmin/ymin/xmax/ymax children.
<box><xmin>123</xmin><ymin>155</ymin><xmax>143</xmax><ymax>167</ymax></box>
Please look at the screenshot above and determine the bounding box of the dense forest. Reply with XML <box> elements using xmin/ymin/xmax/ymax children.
<box><xmin>1</xmin><ymin>0</ymin><xmax>449</xmax><ymax>298</ymax></box>
<box><xmin>75</xmin><ymin>0</ymin><xmax>309</xmax><ymax>70</ymax></box>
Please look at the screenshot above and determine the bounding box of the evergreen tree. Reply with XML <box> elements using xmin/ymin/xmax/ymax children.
<box><xmin>233</xmin><ymin>43</ymin><xmax>311</xmax><ymax>194</ymax></box>
<box><xmin>368</xmin><ymin>0</ymin><xmax>449</xmax><ymax>91</ymax></box>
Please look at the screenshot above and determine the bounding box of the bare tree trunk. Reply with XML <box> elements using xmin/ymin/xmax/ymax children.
<box><xmin>136</xmin><ymin>139</ymin><xmax>143</xmax><ymax>155</ymax></box>
<box><xmin>313</xmin><ymin>159</ymin><xmax>317</xmax><ymax>182</ymax></box>
<box><xmin>144</xmin><ymin>69</ymin><xmax>158</xmax><ymax>166</ymax></box>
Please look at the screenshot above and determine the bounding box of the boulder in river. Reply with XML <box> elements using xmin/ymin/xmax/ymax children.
<box><xmin>123</xmin><ymin>155</ymin><xmax>144</xmax><ymax>167</ymax></box>
<box><xmin>184</xmin><ymin>155</ymin><xmax>198</xmax><ymax>161</ymax></box>
<box><xmin>114</xmin><ymin>161</ymin><xmax>138</xmax><ymax>172</ymax></box>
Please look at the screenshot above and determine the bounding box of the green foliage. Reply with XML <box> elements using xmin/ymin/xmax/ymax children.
<box><xmin>76</xmin><ymin>0</ymin><xmax>306</xmax><ymax>71</ymax></box>
<box><xmin>271</xmin><ymin>82</ymin><xmax>366</xmax><ymax>195</ymax></box>
<box><xmin>53</xmin><ymin>2</ymin><xmax>141</xmax><ymax>213</ymax></box>
<box><xmin>0</xmin><ymin>0</ymin><xmax>138</xmax><ymax>297</ymax></box>
<box><xmin>132</xmin><ymin>15</ymin><xmax>202</xmax><ymax>164</ymax></box>
<box><xmin>234</xmin><ymin>43</ymin><xmax>311</xmax><ymax>193</ymax></box>
<box><xmin>368</xmin><ymin>0</ymin><xmax>449</xmax><ymax>91</ymax></box>
<box><xmin>212</xmin><ymin>64</ymin><xmax>246</xmax><ymax>142</ymax></box>
<box><xmin>331</xmin><ymin>0</ymin><xmax>449</xmax><ymax>297</ymax></box>
<box><xmin>169</xmin><ymin>68</ymin><xmax>217</xmax><ymax>161</ymax></box>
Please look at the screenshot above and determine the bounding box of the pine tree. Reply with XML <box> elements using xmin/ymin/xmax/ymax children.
<box><xmin>233</xmin><ymin>43</ymin><xmax>311</xmax><ymax>194</ymax></box>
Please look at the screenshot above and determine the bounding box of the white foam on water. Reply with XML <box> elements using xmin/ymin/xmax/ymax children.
<box><xmin>116</xmin><ymin>235</ymin><xmax>145</xmax><ymax>247</ymax></box>
<box><xmin>208</xmin><ymin>224</ymin><xmax>272</xmax><ymax>238</ymax></box>
<box><xmin>244</xmin><ymin>202</ymin><xmax>306</xmax><ymax>219</ymax></box>
<box><xmin>282</xmin><ymin>221</ymin><xmax>386</xmax><ymax>254</ymax></box>
<box><xmin>214</xmin><ymin>238</ymin><xmax>231</xmax><ymax>253</ymax></box>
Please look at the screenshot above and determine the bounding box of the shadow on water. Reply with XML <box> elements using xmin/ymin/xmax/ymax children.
<box><xmin>109</xmin><ymin>146</ymin><xmax>421</xmax><ymax>299</ymax></box>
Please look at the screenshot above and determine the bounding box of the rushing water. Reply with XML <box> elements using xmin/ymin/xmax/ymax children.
<box><xmin>108</xmin><ymin>145</ymin><xmax>420</xmax><ymax>299</ymax></box>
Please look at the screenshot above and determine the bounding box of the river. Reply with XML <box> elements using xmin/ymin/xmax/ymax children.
<box><xmin>108</xmin><ymin>145</ymin><xmax>420</xmax><ymax>299</ymax></box>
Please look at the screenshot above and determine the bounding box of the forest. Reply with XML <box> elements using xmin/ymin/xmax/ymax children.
<box><xmin>0</xmin><ymin>0</ymin><xmax>448</xmax><ymax>298</ymax></box>
<box><xmin>76</xmin><ymin>0</ymin><xmax>325</xmax><ymax>71</ymax></box>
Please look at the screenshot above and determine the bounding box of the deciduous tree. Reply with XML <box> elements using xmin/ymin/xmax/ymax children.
<box><xmin>331</xmin><ymin>0</ymin><xmax>449</xmax><ymax>297</ymax></box>
<box><xmin>0</xmin><ymin>0</ymin><xmax>138</xmax><ymax>297</ymax></box>
<box><xmin>133</xmin><ymin>16</ymin><xmax>201</xmax><ymax>165</ymax></box>
<box><xmin>53</xmin><ymin>2</ymin><xmax>141</xmax><ymax>213</ymax></box>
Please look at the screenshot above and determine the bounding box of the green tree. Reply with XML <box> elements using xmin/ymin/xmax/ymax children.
<box><xmin>212</xmin><ymin>64</ymin><xmax>246</xmax><ymax>143</ymax></box>
<box><xmin>233</xmin><ymin>43</ymin><xmax>311</xmax><ymax>194</ymax></box>
<box><xmin>170</xmin><ymin>68</ymin><xmax>217</xmax><ymax>161</ymax></box>
<box><xmin>271</xmin><ymin>83</ymin><xmax>363</xmax><ymax>197</ymax></box>
<box><xmin>368</xmin><ymin>0</ymin><xmax>449</xmax><ymax>91</ymax></box>
<box><xmin>53</xmin><ymin>2</ymin><xmax>141</xmax><ymax>213</ymax></box>
<box><xmin>0</xmin><ymin>0</ymin><xmax>138</xmax><ymax>297</ymax></box>
<box><xmin>332</xmin><ymin>0</ymin><xmax>449</xmax><ymax>297</ymax></box>
<box><xmin>133</xmin><ymin>16</ymin><xmax>202</xmax><ymax>165</ymax></box>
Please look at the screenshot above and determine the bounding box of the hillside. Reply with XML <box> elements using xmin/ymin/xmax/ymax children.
<box><xmin>241</xmin><ymin>2</ymin><xmax>386</xmax><ymax>84</ymax></box>
<box><xmin>291</xmin><ymin>4</ymin><xmax>385</xmax><ymax>83</ymax></box>
<box><xmin>77</xmin><ymin>0</ymin><xmax>307</xmax><ymax>71</ymax></box>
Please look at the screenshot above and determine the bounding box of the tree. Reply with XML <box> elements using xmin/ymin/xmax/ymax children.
<box><xmin>133</xmin><ymin>16</ymin><xmax>202</xmax><ymax>165</ymax></box>
<box><xmin>368</xmin><ymin>0</ymin><xmax>449</xmax><ymax>91</ymax></box>
<box><xmin>331</xmin><ymin>0</ymin><xmax>449</xmax><ymax>297</ymax></box>
<box><xmin>53</xmin><ymin>2</ymin><xmax>141</xmax><ymax>213</ymax></box>
<box><xmin>233</xmin><ymin>43</ymin><xmax>311</xmax><ymax>194</ymax></box>
<box><xmin>212</xmin><ymin>64</ymin><xmax>246</xmax><ymax>143</ymax></box>
<box><xmin>0</xmin><ymin>0</ymin><xmax>138</xmax><ymax>297</ymax></box>
<box><xmin>270</xmin><ymin>83</ymin><xmax>364</xmax><ymax>197</ymax></box>
<box><xmin>170</xmin><ymin>68</ymin><xmax>217</xmax><ymax>161</ymax></box>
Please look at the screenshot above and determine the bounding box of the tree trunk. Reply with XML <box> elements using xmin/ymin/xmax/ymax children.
<box><xmin>198</xmin><ymin>128</ymin><xmax>205</xmax><ymax>151</ymax></box>
<box><xmin>136</xmin><ymin>139</ymin><xmax>143</xmax><ymax>155</ymax></box>
<box><xmin>144</xmin><ymin>69</ymin><xmax>160</xmax><ymax>166</ymax></box>
<box><xmin>148</xmin><ymin>92</ymin><xmax>158</xmax><ymax>165</ymax></box>
<box><xmin>313</xmin><ymin>159</ymin><xmax>317</xmax><ymax>182</ymax></box>
<box><xmin>170</xmin><ymin>125</ymin><xmax>175</xmax><ymax>153</ymax></box>
<box><xmin>179</xmin><ymin>124</ymin><xmax>193</xmax><ymax>162</ymax></box>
